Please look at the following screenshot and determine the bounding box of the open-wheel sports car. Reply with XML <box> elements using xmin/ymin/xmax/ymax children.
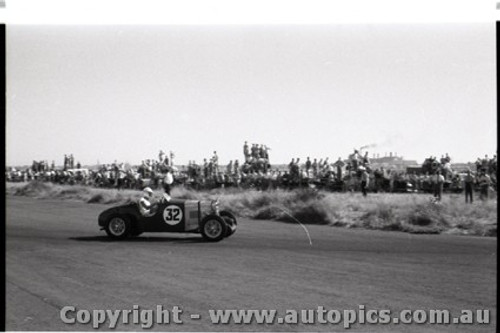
<box><xmin>98</xmin><ymin>195</ymin><xmax>237</xmax><ymax>242</ymax></box>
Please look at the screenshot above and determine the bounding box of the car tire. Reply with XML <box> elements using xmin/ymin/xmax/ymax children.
<box><xmin>220</xmin><ymin>211</ymin><xmax>237</xmax><ymax>237</ymax></box>
<box><xmin>105</xmin><ymin>215</ymin><xmax>131</xmax><ymax>239</ymax></box>
<box><xmin>200</xmin><ymin>215</ymin><xmax>227</xmax><ymax>242</ymax></box>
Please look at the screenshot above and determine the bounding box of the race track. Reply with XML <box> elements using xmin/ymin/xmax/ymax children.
<box><xmin>6</xmin><ymin>196</ymin><xmax>497</xmax><ymax>332</ymax></box>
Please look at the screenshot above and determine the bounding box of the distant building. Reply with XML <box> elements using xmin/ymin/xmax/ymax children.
<box><xmin>370</xmin><ymin>153</ymin><xmax>418</xmax><ymax>171</ymax></box>
<box><xmin>451</xmin><ymin>163</ymin><xmax>476</xmax><ymax>172</ymax></box>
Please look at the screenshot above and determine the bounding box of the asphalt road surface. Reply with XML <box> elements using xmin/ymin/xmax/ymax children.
<box><xmin>6</xmin><ymin>196</ymin><xmax>497</xmax><ymax>332</ymax></box>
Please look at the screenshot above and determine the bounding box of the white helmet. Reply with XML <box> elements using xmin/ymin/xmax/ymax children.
<box><xmin>143</xmin><ymin>187</ymin><xmax>153</xmax><ymax>196</ymax></box>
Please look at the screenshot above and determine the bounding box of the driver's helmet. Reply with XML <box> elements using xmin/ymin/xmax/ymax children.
<box><xmin>143</xmin><ymin>187</ymin><xmax>154</xmax><ymax>197</ymax></box>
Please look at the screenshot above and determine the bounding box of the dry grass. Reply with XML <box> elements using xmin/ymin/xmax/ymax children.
<box><xmin>7</xmin><ymin>181</ymin><xmax>142</xmax><ymax>204</ymax></box>
<box><xmin>7</xmin><ymin>182</ymin><xmax>497</xmax><ymax>236</ymax></box>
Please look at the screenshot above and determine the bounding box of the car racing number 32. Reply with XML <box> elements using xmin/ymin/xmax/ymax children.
<box><xmin>163</xmin><ymin>205</ymin><xmax>183</xmax><ymax>225</ymax></box>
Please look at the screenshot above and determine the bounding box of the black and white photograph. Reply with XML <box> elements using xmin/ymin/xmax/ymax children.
<box><xmin>4</xmin><ymin>1</ymin><xmax>497</xmax><ymax>332</ymax></box>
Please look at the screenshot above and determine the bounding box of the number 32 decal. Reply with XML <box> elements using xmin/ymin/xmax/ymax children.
<box><xmin>163</xmin><ymin>205</ymin><xmax>183</xmax><ymax>225</ymax></box>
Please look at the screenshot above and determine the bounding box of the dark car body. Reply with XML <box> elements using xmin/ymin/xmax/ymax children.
<box><xmin>98</xmin><ymin>197</ymin><xmax>236</xmax><ymax>241</ymax></box>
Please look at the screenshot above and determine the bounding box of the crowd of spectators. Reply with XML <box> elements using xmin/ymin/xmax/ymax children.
<box><xmin>242</xmin><ymin>142</ymin><xmax>271</xmax><ymax>173</ymax></box>
<box><xmin>6</xmin><ymin>147</ymin><xmax>497</xmax><ymax>201</ymax></box>
<box><xmin>6</xmin><ymin>151</ymin><xmax>176</xmax><ymax>191</ymax></box>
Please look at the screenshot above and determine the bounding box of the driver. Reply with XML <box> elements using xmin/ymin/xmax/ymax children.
<box><xmin>139</xmin><ymin>187</ymin><xmax>155</xmax><ymax>217</ymax></box>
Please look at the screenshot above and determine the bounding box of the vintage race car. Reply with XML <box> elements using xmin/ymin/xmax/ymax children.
<box><xmin>98</xmin><ymin>195</ymin><xmax>237</xmax><ymax>242</ymax></box>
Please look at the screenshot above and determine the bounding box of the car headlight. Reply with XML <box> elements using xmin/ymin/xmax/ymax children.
<box><xmin>211</xmin><ymin>199</ymin><xmax>220</xmax><ymax>214</ymax></box>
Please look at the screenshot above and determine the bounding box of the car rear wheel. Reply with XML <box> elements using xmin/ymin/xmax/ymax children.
<box><xmin>200</xmin><ymin>215</ymin><xmax>227</xmax><ymax>242</ymax></box>
<box><xmin>105</xmin><ymin>216</ymin><xmax>131</xmax><ymax>239</ymax></box>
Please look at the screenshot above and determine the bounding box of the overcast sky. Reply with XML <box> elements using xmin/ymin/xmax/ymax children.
<box><xmin>6</xmin><ymin>23</ymin><xmax>496</xmax><ymax>166</ymax></box>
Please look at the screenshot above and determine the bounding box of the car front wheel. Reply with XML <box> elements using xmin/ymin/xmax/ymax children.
<box><xmin>200</xmin><ymin>215</ymin><xmax>227</xmax><ymax>242</ymax></box>
<box><xmin>220</xmin><ymin>211</ymin><xmax>237</xmax><ymax>237</ymax></box>
<box><xmin>105</xmin><ymin>216</ymin><xmax>131</xmax><ymax>239</ymax></box>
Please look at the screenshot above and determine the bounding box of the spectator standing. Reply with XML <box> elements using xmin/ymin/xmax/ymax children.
<box><xmin>389</xmin><ymin>171</ymin><xmax>396</xmax><ymax>193</ymax></box>
<box><xmin>212</xmin><ymin>151</ymin><xmax>219</xmax><ymax>176</ymax></box>
<box><xmin>117</xmin><ymin>166</ymin><xmax>126</xmax><ymax>190</ymax></box>
<box><xmin>477</xmin><ymin>170</ymin><xmax>491</xmax><ymax>201</ymax></box>
<box><xmin>334</xmin><ymin>157</ymin><xmax>345</xmax><ymax>180</ymax></box>
<box><xmin>263</xmin><ymin>145</ymin><xmax>270</xmax><ymax>161</ymax></box>
<box><xmin>475</xmin><ymin>158</ymin><xmax>482</xmax><ymax>172</ymax></box>
<box><xmin>463</xmin><ymin>169</ymin><xmax>475</xmax><ymax>204</ymax></box>
<box><xmin>203</xmin><ymin>159</ymin><xmax>209</xmax><ymax>179</ymax></box>
<box><xmin>312</xmin><ymin>158</ymin><xmax>318</xmax><ymax>177</ymax></box>
<box><xmin>305</xmin><ymin>157</ymin><xmax>312</xmax><ymax>176</ymax></box>
<box><xmin>350</xmin><ymin>150</ymin><xmax>360</xmax><ymax>171</ymax></box>
<box><xmin>169</xmin><ymin>151</ymin><xmax>175</xmax><ymax>166</ymax></box>
<box><xmin>162</xmin><ymin>154</ymin><xmax>170</xmax><ymax>168</ymax></box>
<box><xmin>360</xmin><ymin>167</ymin><xmax>369</xmax><ymax>197</ymax></box>
<box><xmin>208</xmin><ymin>160</ymin><xmax>213</xmax><ymax>179</ymax></box>
<box><xmin>258</xmin><ymin>145</ymin><xmax>265</xmax><ymax>159</ymax></box>
<box><xmin>234</xmin><ymin>159</ymin><xmax>240</xmax><ymax>175</ymax></box>
<box><xmin>433</xmin><ymin>170</ymin><xmax>445</xmax><ymax>201</ymax></box>
<box><xmin>234</xmin><ymin>169</ymin><xmax>242</xmax><ymax>188</ymax></box>
<box><xmin>251</xmin><ymin>144</ymin><xmax>258</xmax><ymax>159</ymax></box>
<box><xmin>243</xmin><ymin>141</ymin><xmax>250</xmax><ymax>162</ymax></box>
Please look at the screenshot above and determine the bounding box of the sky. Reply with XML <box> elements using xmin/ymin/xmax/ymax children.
<box><xmin>6</xmin><ymin>23</ymin><xmax>496</xmax><ymax>166</ymax></box>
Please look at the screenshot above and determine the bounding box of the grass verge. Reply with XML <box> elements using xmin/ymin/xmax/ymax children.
<box><xmin>6</xmin><ymin>182</ymin><xmax>497</xmax><ymax>237</ymax></box>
